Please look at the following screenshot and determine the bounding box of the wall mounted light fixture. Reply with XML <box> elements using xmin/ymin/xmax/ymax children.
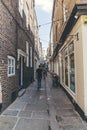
<box><xmin>68</xmin><ymin>32</ymin><xmax>79</xmax><ymax>41</ymax></box>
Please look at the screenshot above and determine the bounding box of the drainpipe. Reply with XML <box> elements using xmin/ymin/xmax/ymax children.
<box><xmin>16</xmin><ymin>23</ymin><xmax>19</xmax><ymax>91</ymax></box>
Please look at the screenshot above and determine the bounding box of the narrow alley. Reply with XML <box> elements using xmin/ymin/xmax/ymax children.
<box><xmin>0</xmin><ymin>74</ymin><xmax>87</xmax><ymax>130</ymax></box>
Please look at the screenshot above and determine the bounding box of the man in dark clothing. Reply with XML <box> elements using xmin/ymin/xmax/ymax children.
<box><xmin>36</xmin><ymin>65</ymin><xmax>42</xmax><ymax>90</ymax></box>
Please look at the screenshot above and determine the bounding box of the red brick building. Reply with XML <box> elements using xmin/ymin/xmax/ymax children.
<box><xmin>0</xmin><ymin>0</ymin><xmax>35</xmax><ymax>111</ymax></box>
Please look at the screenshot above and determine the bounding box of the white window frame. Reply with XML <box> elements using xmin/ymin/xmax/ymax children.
<box><xmin>30</xmin><ymin>47</ymin><xmax>32</xmax><ymax>67</ymax></box>
<box><xmin>8</xmin><ymin>56</ymin><xmax>15</xmax><ymax>77</ymax></box>
<box><xmin>19</xmin><ymin>0</ymin><xmax>23</xmax><ymax>17</ymax></box>
<box><xmin>26</xmin><ymin>41</ymin><xmax>29</xmax><ymax>67</ymax></box>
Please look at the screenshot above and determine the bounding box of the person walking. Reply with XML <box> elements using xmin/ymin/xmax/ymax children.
<box><xmin>36</xmin><ymin>65</ymin><xmax>42</xmax><ymax>90</ymax></box>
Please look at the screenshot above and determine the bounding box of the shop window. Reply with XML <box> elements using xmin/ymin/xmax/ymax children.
<box><xmin>65</xmin><ymin>56</ymin><xmax>68</xmax><ymax>86</ymax></box>
<box><xmin>69</xmin><ymin>42</ymin><xmax>75</xmax><ymax>93</ymax></box>
<box><xmin>8</xmin><ymin>56</ymin><xmax>15</xmax><ymax>77</ymax></box>
<box><xmin>70</xmin><ymin>53</ymin><xmax>75</xmax><ymax>92</ymax></box>
<box><xmin>62</xmin><ymin>58</ymin><xmax>64</xmax><ymax>83</ymax></box>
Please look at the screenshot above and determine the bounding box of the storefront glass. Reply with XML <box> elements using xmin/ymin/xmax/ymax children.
<box><xmin>65</xmin><ymin>56</ymin><xmax>68</xmax><ymax>86</ymax></box>
<box><xmin>69</xmin><ymin>42</ymin><xmax>75</xmax><ymax>93</ymax></box>
<box><xmin>62</xmin><ymin>59</ymin><xmax>64</xmax><ymax>83</ymax></box>
<box><xmin>70</xmin><ymin>53</ymin><xmax>75</xmax><ymax>93</ymax></box>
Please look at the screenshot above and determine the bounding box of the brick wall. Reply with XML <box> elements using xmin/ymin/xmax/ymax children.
<box><xmin>0</xmin><ymin>0</ymin><xmax>35</xmax><ymax>111</ymax></box>
<box><xmin>0</xmin><ymin>0</ymin><xmax>18</xmax><ymax>110</ymax></box>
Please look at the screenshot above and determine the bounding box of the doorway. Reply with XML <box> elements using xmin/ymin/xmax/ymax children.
<box><xmin>19</xmin><ymin>56</ymin><xmax>24</xmax><ymax>89</ymax></box>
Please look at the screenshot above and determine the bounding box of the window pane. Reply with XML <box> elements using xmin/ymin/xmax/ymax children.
<box><xmin>65</xmin><ymin>56</ymin><xmax>68</xmax><ymax>86</ymax></box>
<box><xmin>12</xmin><ymin>59</ymin><xmax>14</xmax><ymax>66</ymax></box>
<box><xmin>70</xmin><ymin>53</ymin><xmax>75</xmax><ymax>93</ymax></box>
<box><xmin>62</xmin><ymin>59</ymin><xmax>64</xmax><ymax>83</ymax></box>
<box><xmin>69</xmin><ymin>42</ymin><xmax>74</xmax><ymax>53</ymax></box>
<box><xmin>12</xmin><ymin>67</ymin><xmax>14</xmax><ymax>73</ymax></box>
<box><xmin>9</xmin><ymin>67</ymin><xmax>11</xmax><ymax>74</ymax></box>
<box><xmin>8</xmin><ymin>59</ymin><xmax>11</xmax><ymax>66</ymax></box>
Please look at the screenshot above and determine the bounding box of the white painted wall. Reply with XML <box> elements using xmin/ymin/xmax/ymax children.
<box><xmin>82</xmin><ymin>21</ymin><xmax>87</xmax><ymax>116</ymax></box>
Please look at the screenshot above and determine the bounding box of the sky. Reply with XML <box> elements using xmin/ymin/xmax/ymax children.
<box><xmin>35</xmin><ymin>0</ymin><xmax>53</xmax><ymax>50</ymax></box>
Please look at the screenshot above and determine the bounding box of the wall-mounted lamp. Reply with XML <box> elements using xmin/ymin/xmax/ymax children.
<box><xmin>68</xmin><ymin>32</ymin><xmax>79</xmax><ymax>41</ymax></box>
<box><xmin>65</xmin><ymin>8</ymin><xmax>68</xmax><ymax>13</ymax></box>
<box><xmin>74</xmin><ymin>15</ymin><xmax>78</xmax><ymax>19</ymax></box>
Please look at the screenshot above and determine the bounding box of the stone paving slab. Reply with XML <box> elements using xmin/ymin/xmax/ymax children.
<box><xmin>56</xmin><ymin>116</ymin><xmax>82</xmax><ymax>124</ymax></box>
<box><xmin>25</xmin><ymin>103</ymin><xmax>48</xmax><ymax>111</ymax></box>
<box><xmin>50</xmin><ymin>120</ymin><xmax>60</xmax><ymax>130</ymax></box>
<box><xmin>8</xmin><ymin>100</ymin><xmax>27</xmax><ymax>110</ymax></box>
<box><xmin>14</xmin><ymin>118</ymin><xmax>49</xmax><ymax>130</ymax></box>
<box><xmin>0</xmin><ymin>116</ymin><xmax>17</xmax><ymax>130</ymax></box>
<box><xmin>32</xmin><ymin>111</ymin><xmax>48</xmax><ymax>119</ymax></box>
<box><xmin>2</xmin><ymin>110</ymin><xmax>19</xmax><ymax>117</ymax></box>
<box><xmin>61</xmin><ymin>124</ymin><xmax>87</xmax><ymax>130</ymax></box>
<box><xmin>17</xmin><ymin>95</ymin><xmax>34</xmax><ymax>103</ymax></box>
<box><xmin>18</xmin><ymin>110</ymin><xmax>32</xmax><ymax>118</ymax></box>
<box><xmin>56</xmin><ymin>108</ymin><xmax>78</xmax><ymax>117</ymax></box>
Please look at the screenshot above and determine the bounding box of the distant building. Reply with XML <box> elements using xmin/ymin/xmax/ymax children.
<box><xmin>40</xmin><ymin>47</ymin><xmax>47</xmax><ymax>64</ymax></box>
<box><xmin>47</xmin><ymin>26</ymin><xmax>54</xmax><ymax>72</ymax></box>
<box><xmin>33</xmin><ymin>9</ymin><xmax>40</xmax><ymax>79</ymax></box>
<box><xmin>51</xmin><ymin>0</ymin><xmax>87</xmax><ymax>120</ymax></box>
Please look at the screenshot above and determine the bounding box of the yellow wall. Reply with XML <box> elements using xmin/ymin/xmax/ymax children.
<box><xmin>81</xmin><ymin>15</ymin><xmax>87</xmax><ymax>116</ymax></box>
<box><xmin>73</xmin><ymin>17</ymin><xmax>84</xmax><ymax>111</ymax></box>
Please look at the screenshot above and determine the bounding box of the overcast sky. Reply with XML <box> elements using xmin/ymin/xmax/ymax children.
<box><xmin>35</xmin><ymin>0</ymin><xmax>53</xmax><ymax>49</ymax></box>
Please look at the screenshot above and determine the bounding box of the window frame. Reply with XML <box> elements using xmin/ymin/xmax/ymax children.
<box><xmin>30</xmin><ymin>47</ymin><xmax>32</xmax><ymax>67</ymax></box>
<box><xmin>26</xmin><ymin>41</ymin><xmax>29</xmax><ymax>67</ymax></box>
<box><xmin>69</xmin><ymin>42</ymin><xmax>75</xmax><ymax>93</ymax></box>
<box><xmin>8</xmin><ymin>56</ymin><xmax>15</xmax><ymax>77</ymax></box>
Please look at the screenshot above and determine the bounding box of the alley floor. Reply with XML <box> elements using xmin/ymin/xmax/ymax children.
<box><xmin>0</xmin><ymin>74</ymin><xmax>87</xmax><ymax>130</ymax></box>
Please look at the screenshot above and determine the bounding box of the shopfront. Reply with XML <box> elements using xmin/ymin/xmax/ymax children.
<box><xmin>60</xmin><ymin>41</ymin><xmax>75</xmax><ymax>94</ymax></box>
<box><xmin>58</xmin><ymin>15</ymin><xmax>87</xmax><ymax>119</ymax></box>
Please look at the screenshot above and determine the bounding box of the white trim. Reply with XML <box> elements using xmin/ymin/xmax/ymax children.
<box><xmin>26</xmin><ymin>41</ymin><xmax>29</xmax><ymax>67</ymax></box>
<box><xmin>17</xmin><ymin>49</ymin><xmax>27</xmax><ymax>61</ymax></box>
<box><xmin>30</xmin><ymin>47</ymin><xmax>32</xmax><ymax>67</ymax></box>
